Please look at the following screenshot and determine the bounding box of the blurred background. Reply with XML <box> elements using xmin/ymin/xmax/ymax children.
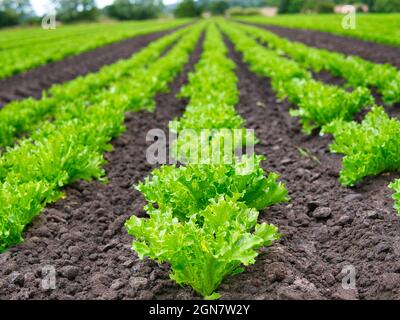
<box><xmin>0</xmin><ymin>0</ymin><xmax>399</xmax><ymax>28</ymax></box>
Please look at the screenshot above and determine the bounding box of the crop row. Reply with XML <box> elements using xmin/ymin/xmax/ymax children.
<box><xmin>0</xmin><ymin>26</ymin><xmax>191</xmax><ymax>148</ymax></box>
<box><xmin>220</xmin><ymin>20</ymin><xmax>400</xmax><ymax>214</ymax></box>
<box><xmin>219</xmin><ymin>20</ymin><xmax>373</xmax><ymax>134</ymax></box>
<box><xmin>0</xmin><ymin>19</ymin><xmax>190</xmax><ymax>80</ymax></box>
<box><xmin>236</xmin><ymin>15</ymin><xmax>400</xmax><ymax>48</ymax></box>
<box><xmin>125</xmin><ymin>22</ymin><xmax>288</xmax><ymax>300</ymax></box>
<box><xmin>0</xmin><ymin>23</ymin><xmax>204</xmax><ymax>252</ymax></box>
<box><xmin>233</xmin><ymin>21</ymin><xmax>400</xmax><ymax>105</ymax></box>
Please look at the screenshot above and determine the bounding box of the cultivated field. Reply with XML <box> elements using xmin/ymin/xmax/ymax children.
<box><xmin>238</xmin><ymin>14</ymin><xmax>400</xmax><ymax>47</ymax></box>
<box><xmin>0</xmin><ymin>15</ymin><xmax>399</xmax><ymax>300</ymax></box>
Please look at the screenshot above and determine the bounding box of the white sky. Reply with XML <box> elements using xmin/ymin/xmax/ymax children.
<box><xmin>31</xmin><ymin>0</ymin><xmax>178</xmax><ymax>15</ymax></box>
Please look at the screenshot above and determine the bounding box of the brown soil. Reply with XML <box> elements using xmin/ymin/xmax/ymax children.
<box><xmin>0</xmin><ymin>27</ymin><xmax>182</xmax><ymax>108</ymax></box>
<box><xmin>1</xmin><ymin>30</ymin><xmax>400</xmax><ymax>301</ymax></box>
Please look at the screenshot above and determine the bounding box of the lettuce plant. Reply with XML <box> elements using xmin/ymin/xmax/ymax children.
<box><xmin>234</xmin><ymin>21</ymin><xmax>400</xmax><ymax>105</ymax></box>
<box><xmin>126</xmin><ymin>23</ymin><xmax>287</xmax><ymax>300</ymax></box>
<box><xmin>0</xmin><ymin>26</ymin><xmax>191</xmax><ymax>148</ymax></box>
<box><xmin>389</xmin><ymin>180</ymin><xmax>400</xmax><ymax>215</ymax></box>
<box><xmin>285</xmin><ymin>79</ymin><xmax>373</xmax><ymax>134</ymax></box>
<box><xmin>125</xmin><ymin>196</ymin><xmax>281</xmax><ymax>299</ymax></box>
<box><xmin>170</xmin><ymin>128</ymin><xmax>257</xmax><ymax>165</ymax></box>
<box><xmin>324</xmin><ymin>106</ymin><xmax>400</xmax><ymax>186</ymax></box>
<box><xmin>138</xmin><ymin>155</ymin><xmax>288</xmax><ymax>221</ymax></box>
<box><xmin>220</xmin><ymin>21</ymin><xmax>374</xmax><ymax>134</ymax></box>
<box><xmin>0</xmin><ymin>24</ymin><xmax>205</xmax><ymax>252</ymax></box>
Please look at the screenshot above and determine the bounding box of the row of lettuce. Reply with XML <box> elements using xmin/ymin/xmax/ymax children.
<box><xmin>220</xmin><ymin>20</ymin><xmax>400</xmax><ymax>214</ymax></box>
<box><xmin>0</xmin><ymin>23</ymin><xmax>205</xmax><ymax>252</ymax></box>
<box><xmin>236</xmin><ymin>15</ymin><xmax>400</xmax><ymax>48</ymax></box>
<box><xmin>0</xmin><ymin>19</ymin><xmax>191</xmax><ymax>80</ymax></box>
<box><xmin>0</xmin><ymin>25</ymin><xmax>191</xmax><ymax>148</ymax></box>
<box><xmin>235</xmin><ymin>22</ymin><xmax>400</xmax><ymax>106</ymax></box>
<box><xmin>1</xmin><ymin>17</ymin><xmax>399</xmax><ymax>298</ymax></box>
<box><xmin>125</xmin><ymin>23</ymin><xmax>288</xmax><ymax>300</ymax></box>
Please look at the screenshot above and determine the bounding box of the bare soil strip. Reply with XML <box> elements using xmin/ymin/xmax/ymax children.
<box><xmin>0</xmin><ymin>28</ymin><xmax>182</xmax><ymax>108</ymax></box>
<box><xmin>247</xmin><ymin>23</ymin><xmax>400</xmax><ymax>68</ymax></box>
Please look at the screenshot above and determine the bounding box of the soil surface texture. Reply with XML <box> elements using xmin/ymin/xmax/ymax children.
<box><xmin>1</xmin><ymin>32</ymin><xmax>400</xmax><ymax>301</ymax></box>
<box><xmin>0</xmin><ymin>28</ymin><xmax>181</xmax><ymax>108</ymax></box>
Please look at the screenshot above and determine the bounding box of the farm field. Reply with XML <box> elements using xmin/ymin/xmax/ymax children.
<box><xmin>237</xmin><ymin>14</ymin><xmax>400</xmax><ymax>48</ymax></box>
<box><xmin>0</xmin><ymin>15</ymin><xmax>400</xmax><ymax>301</ymax></box>
<box><xmin>0</xmin><ymin>19</ymin><xmax>191</xmax><ymax>80</ymax></box>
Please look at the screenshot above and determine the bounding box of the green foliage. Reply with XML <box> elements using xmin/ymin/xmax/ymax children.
<box><xmin>0</xmin><ymin>23</ymin><xmax>204</xmax><ymax>252</ymax></box>
<box><xmin>172</xmin><ymin>104</ymin><xmax>243</xmax><ymax>132</ymax></box>
<box><xmin>178</xmin><ymin>22</ymin><xmax>239</xmax><ymax>107</ymax></box>
<box><xmin>0</xmin><ymin>9</ymin><xmax>19</xmax><ymax>27</ymax></box>
<box><xmin>302</xmin><ymin>0</ymin><xmax>335</xmax><ymax>13</ymax></box>
<box><xmin>324</xmin><ymin>106</ymin><xmax>400</xmax><ymax>186</ymax></box>
<box><xmin>279</xmin><ymin>0</ymin><xmax>306</xmax><ymax>13</ymax></box>
<box><xmin>105</xmin><ymin>0</ymin><xmax>163</xmax><ymax>20</ymax></box>
<box><xmin>373</xmin><ymin>0</ymin><xmax>400</xmax><ymax>13</ymax></box>
<box><xmin>0</xmin><ymin>0</ymin><xmax>35</xmax><ymax>27</ymax></box>
<box><xmin>53</xmin><ymin>0</ymin><xmax>99</xmax><ymax>22</ymax></box>
<box><xmin>220</xmin><ymin>21</ymin><xmax>372</xmax><ymax>133</ymax></box>
<box><xmin>0</xmin><ymin>24</ymin><xmax>191</xmax><ymax>148</ymax></box>
<box><xmin>226</xmin><ymin>6</ymin><xmax>261</xmax><ymax>16</ymax></box>
<box><xmin>237</xmin><ymin>14</ymin><xmax>400</xmax><ymax>47</ymax></box>
<box><xmin>170</xmin><ymin>128</ymin><xmax>258</xmax><ymax>165</ymax></box>
<box><xmin>274</xmin><ymin>0</ymin><xmax>400</xmax><ymax>13</ymax></box>
<box><xmin>209</xmin><ymin>1</ymin><xmax>230</xmax><ymax>15</ymax></box>
<box><xmin>0</xmin><ymin>19</ymin><xmax>190</xmax><ymax>80</ymax></box>
<box><xmin>172</xmin><ymin>22</ymin><xmax>245</xmax><ymax>163</ymax></box>
<box><xmin>126</xmin><ymin>22</ymin><xmax>286</xmax><ymax>299</ymax></box>
<box><xmin>234</xmin><ymin>22</ymin><xmax>400</xmax><ymax>105</ymax></box>
<box><xmin>285</xmin><ymin>79</ymin><xmax>372</xmax><ymax>134</ymax></box>
<box><xmin>174</xmin><ymin>0</ymin><xmax>202</xmax><ymax>17</ymax></box>
<box><xmin>0</xmin><ymin>103</ymin><xmax>125</xmax><ymax>252</ymax></box>
<box><xmin>126</xmin><ymin>196</ymin><xmax>281</xmax><ymax>299</ymax></box>
<box><xmin>389</xmin><ymin>179</ymin><xmax>400</xmax><ymax>215</ymax></box>
<box><xmin>138</xmin><ymin>155</ymin><xmax>288</xmax><ymax>220</ymax></box>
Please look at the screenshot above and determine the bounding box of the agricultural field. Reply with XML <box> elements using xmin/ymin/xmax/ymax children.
<box><xmin>238</xmin><ymin>14</ymin><xmax>400</xmax><ymax>48</ymax></box>
<box><xmin>0</xmin><ymin>13</ymin><xmax>400</xmax><ymax>303</ymax></box>
<box><xmin>0</xmin><ymin>19</ymin><xmax>190</xmax><ymax>80</ymax></box>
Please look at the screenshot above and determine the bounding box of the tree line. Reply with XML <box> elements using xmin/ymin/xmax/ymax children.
<box><xmin>175</xmin><ymin>0</ymin><xmax>400</xmax><ymax>17</ymax></box>
<box><xmin>1</xmin><ymin>0</ymin><xmax>399</xmax><ymax>28</ymax></box>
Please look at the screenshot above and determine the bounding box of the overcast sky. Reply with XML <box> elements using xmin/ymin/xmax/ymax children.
<box><xmin>31</xmin><ymin>0</ymin><xmax>178</xmax><ymax>15</ymax></box>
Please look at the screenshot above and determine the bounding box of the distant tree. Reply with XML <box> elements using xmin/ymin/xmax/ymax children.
<box><xmin>52</xmin><ymin>0</ymin><xmax>99</xmax><ymax>22</ymax></box>
<box><xmin>0</xmin><ymin>10</ymin><xmax>18</xmax><ymax>27</ymax></box>
<box><xmin>209</xmin><ymin>1</ymin><xmax>229</xmax><ymax>14</ymax></box>
<box><xmin>278</xmin><ymin>0</ymin><xmax>306</xmax><ymax>13</ymax></box>
<box><xmin>174</xmin><ymin>0</ymin><xmax>201</xmax><ymax>18</ymax></box>
<box><xmin>372</xmin><ymin>0</ymin><xmax>400</xmax><ymax>12</ymax></box>
<box><xmin>4</xmin><ymin>0</ymin><xmax>34</xmax><ymax>18</ymax></box>
<box><xmin>262</xmin><ymin>0</ymin><xmax>281</xmax><ymax>6</ymax></box>
<box><xmin>0</xmin><ymin>0</ymin><xmax>35</xmax><ymax>27</ymax></box>
<box><xmin>106</xmin><ymin>0</ymin><xmax>163</xmax><ymax>20</ymax></box>
<box><xmin>302</xmin><ymin>0</ymin><xmax>335</xmax><ymax>13</ymax></box>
